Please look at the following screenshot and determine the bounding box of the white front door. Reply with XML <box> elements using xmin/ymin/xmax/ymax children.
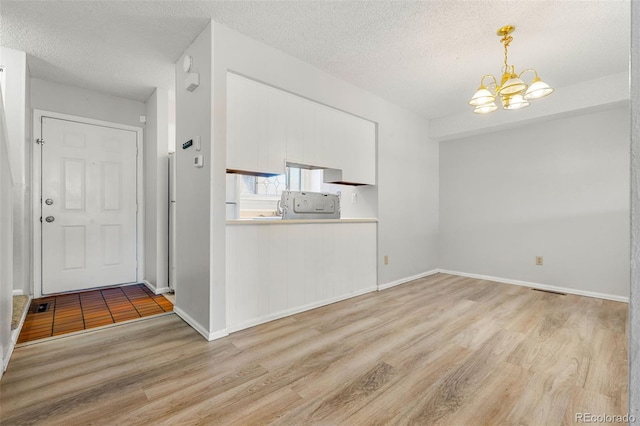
<box><xmin>40</xmin><ymin>117</ymin><xmax>138</xmax><ymax>295</ymax></box>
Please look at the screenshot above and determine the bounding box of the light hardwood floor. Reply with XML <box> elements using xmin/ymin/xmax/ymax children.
<box><xmin>0</xmin><ymin>273</ymin><xmax>628</xmax><ymax>425</ymax></box>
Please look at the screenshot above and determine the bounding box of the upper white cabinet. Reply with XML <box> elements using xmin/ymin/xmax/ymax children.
<box><xmin>318</xmin><ymin>104</ymin><xmax>342</xmax><ymax>170</ymax></box>
<box><xmin>227</xmin><ymin>73</ymin><xmax>375</xmax><ymax>185</ymax></box>
<box><xmin>227</xmin><ymin>74</ymin><xmax>286</xmax><ymax>175</ymax></box>
<box><xmin>262</xmin><ymin>85</ymin><xmax>287</xmax><ymax>174</ymax></box>
<box><xmin>285</xmin><ymin>93</ymin><xmax>305</xmax><ymax>164</ymax></box>
<box><xmin>227</xmin><ymin>73</ymin><xmax>259</xmax><ymax>172</ymax></box>
<box><xmin>343</xmin><ymin>114</ymin><xmax>376</xmax><ymax>185</ymax></box>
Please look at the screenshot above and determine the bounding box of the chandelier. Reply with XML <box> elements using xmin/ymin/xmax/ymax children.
<box><xmin>468</xmin><ymin>25</ymin><xmax>554</xmax><ymax>114</ymax></box>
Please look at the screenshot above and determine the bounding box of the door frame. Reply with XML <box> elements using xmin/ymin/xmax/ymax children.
<box><xmin>32</xmin><ymin>110</ymin><xmax>144</xmax><ymax>298</ymax></box>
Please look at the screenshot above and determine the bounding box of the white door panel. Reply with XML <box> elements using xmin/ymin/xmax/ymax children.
<box><xmin>41</xmin><ymin>117</ymin><xmax>137</xmax><ymax>294</ymax></box>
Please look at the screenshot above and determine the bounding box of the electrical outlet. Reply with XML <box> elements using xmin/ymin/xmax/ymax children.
<box><xmin>536</xmin><ymin>256</ymin><xmax>543</xmax><ymax>266</ymax></box>
<box><xmin>384</xmin><ymin>255</ymin><xmax>389</xmax><ymax>265</ymax></box>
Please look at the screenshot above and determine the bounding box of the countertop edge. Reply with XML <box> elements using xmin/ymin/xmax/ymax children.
<box><xmin>226</xmin><ymin>218</ymin><xmax>378</xmax><ymax>225</ymax></box>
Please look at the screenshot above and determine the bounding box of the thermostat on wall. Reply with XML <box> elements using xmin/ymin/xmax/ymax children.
<box><xmin>185</xmin><ymin>72</ymin><xmax>200</xmax><ymax>92</ymax></box>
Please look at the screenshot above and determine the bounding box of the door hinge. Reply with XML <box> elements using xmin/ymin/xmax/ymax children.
<box><xmin>36</xmin><ymin>138</ymin><xmax>45</xmax><ymax>145</ymax></box>
<box><xmin>39</xmin><ymin>216</ymin><xmax>43</xmax><ymax>223</ymax></box>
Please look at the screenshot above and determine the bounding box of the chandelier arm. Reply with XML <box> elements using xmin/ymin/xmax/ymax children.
<box><xmin>518</xmin><ymin>68</ymin><xmax>539</xmax><ymax>83</ymax></box>
<box><xmin>480</xmin><ymin>74</ymin><xmax>498</xmax><ymax>92</ymax></box>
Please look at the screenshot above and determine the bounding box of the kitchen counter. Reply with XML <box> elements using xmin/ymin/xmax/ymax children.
<box><xmin>226</xmin><ymin>218</ymin><xmax>377</xmax><ymax>225</ymax></box>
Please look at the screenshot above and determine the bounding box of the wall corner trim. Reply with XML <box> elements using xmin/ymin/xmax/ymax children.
<box><xmin>377</xmin><ymin>269</ymin><xmax>439</xmax><ymax>291</ymax></box>
<box><xmin>437</xmin><ymin>269</ymin><xmax>629</xmax><ymax>303</ymax></box>
<box><xmin>173</xmin><ymin>306</ymin><xmax>229</xmax><ymax>341</ymax></box>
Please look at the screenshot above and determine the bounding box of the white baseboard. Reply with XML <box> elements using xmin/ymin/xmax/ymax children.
<box><xmin>437</xmin><ymin>269</ymin><xmax>629</xmax><ymax>303</ymax></box>
<box><xmin>4</xmin><ymin>294</ymin><xmax>33</xmax><ymax>374</ymax></box>
<box><xmin>227</xmin><ymin>286</ymin><xmax>378</xmax><ymax>334</ymax></box>
<box><xmin>142</xmin><ymin>280</ymin><xmax>171</xmax><ymax>295</ymax></box>
<box><xmin>173</xmin><ymin>306</ymin><xmax>229</xmax><ymax>341</ymax></box>
<box><xmin>12</xmin><ymin>289</ymin><xmax>24</xmax><ymax>296</ymax></box>
<box><xmin>377</xmin><ymin>269</ymin><xmax>439</xmax><ymax>291</ymax></box>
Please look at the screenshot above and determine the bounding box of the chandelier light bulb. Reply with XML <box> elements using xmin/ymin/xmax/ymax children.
<box><xmin>473</xmin><ymin>102</ymin><xmax>498</xmax><ymax>114</ymax></box>
<box><xmin>523</xmin><ymin>77</ymin><xmax>554</xmax><ymax>100</ymax></box>
<box><xmin>499</xmin><ymin>76</ymin><xmax>527</xmax><ymax>96</ymax></box>
<box><xmin>469</xmin><ymin>86</ymin><xmax>496</xmax><ymax>106</ymax></box>
<box><xmin>502</xmin><ymin>94</ymin><xmax>530</xmax><ymax>110</ymax></box>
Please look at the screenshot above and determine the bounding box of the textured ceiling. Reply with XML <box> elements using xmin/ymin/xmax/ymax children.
<box><xmin>0</xmin><ymin>0</ymin><xmax>631</xmax><ymax>119</ymax></box>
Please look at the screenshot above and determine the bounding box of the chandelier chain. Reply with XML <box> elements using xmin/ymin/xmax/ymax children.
<box><xmin>502</xmin><ymin>35</ymin><xmax>513</xmax><ymax>70</ymax></box>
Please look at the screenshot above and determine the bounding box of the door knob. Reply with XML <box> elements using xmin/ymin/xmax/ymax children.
<box><xmin>45</xmin><ymin>199</ymin><xmax>54</xmax><ymax>205</ymax></box>
<box><xmin>45</xmin><ymin>216</ymin><xmax>55</xmax><ymax>223</ymax></box>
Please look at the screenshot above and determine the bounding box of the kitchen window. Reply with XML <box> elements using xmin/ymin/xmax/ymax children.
<box><xmin>230</xmin><ymin>167</ymin><xmax>323</xmax><ymax>218</ymax></box>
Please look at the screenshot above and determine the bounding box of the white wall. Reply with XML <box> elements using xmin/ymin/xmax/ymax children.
<box><xmin>0</xmin><ymin>48</ymin><xmax>27</xmax><ymax>186</ymax></box>
<box><xmin>377</xmin><ymin>111</ymin><xmax>438</xmax><ymax>283</ymax></box>
<box><xmin>439</xmin><ymin>106</ymin><xmax>630</xmax><ymax>299</ymax></box>
<box><xmin>210</xmin><ymin>21</ymin><xmax>438</xmax><ymax>291</ymax></box>
<box><xmin>143</xmin><ymin>88</ymin><xmax>170</xmax><ymax>293</ymax></box>
<box><xmin>20</xmin><ymin>66</ymin><xmax>31</xmax><ymax>295</ymax></box>
<box><xmin>174</xmin><ymin>20</ymin><xmax>437</xmax><ymax>337</ymax></box>
<box><xmin>0</xmin><ymin>47</ymin><xmax>30</xmax><ymax>296</ymax></box>
<box><xmin>31</xmin><ymin>78</ymin><xmax>145</xmax><ymax>128</ymax></box>
<box><xmin>0</xmin><ymin>84</ymin><xmax>14</xmax><ymax>377</ymax></box>
<box><xmin>174</xmin><ymin>23</ymin><xmax>215</xmax><ymax>337</ymax></box>
<box><xmin>629</xmin><ymin>0</ymin><xmax>639</xmax><ymax>417</ymax></box>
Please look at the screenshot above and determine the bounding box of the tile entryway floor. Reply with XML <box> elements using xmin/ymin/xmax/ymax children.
<box><xmin>17</xmin><ymin>284</ymin><xmax>173</xmax><ymax>344</ymax></box>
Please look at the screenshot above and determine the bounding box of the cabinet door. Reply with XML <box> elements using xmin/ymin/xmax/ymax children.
<box><xmin>228</xmin><ymin>73</ymin><xmax>375</xmax><ymax>183</ymax></box>
<box><xmin>227</xmin><ymin>74</ymin><xmax>286</xmax><ymax>175</ymax></box>
<box><xmin>360</xmin><ymin>120</ymin><xmax>376</xmax><ymax>185</ymax></box>
<box><xmin>319</xmin><ymin>105</ymin><xmax>344</xmax><ymax>169</ymax></box>
<box><xmin>336</xmin><ymin>114</ymin><xmax>358</xmax><ymax>183</ymax></box>
<box><xmin>265</xmin><ymin>86</ymin><xmax>287</xmax><ymax>174</ymax></box>
<box><xmin>286</xmin><ymin>94</ymin><xmax>305</xmax><ymax>164</ymax></box>
<box><xmin>343</xmin><ymin>118</ymin><xmax>376</xmax><ymax>185</ymax></box>
<box><xmin>320</xmin><ymin>112</ymin><xmax>376</xmax><ymax>185</ymax></box>
<box><xmin>303</xmin><ymin>99</ymin><xmax>321</xmax><ymax>166</ymax></box>
<box><xmin>227</xmin><ymin>74</ymin><xmax>259</xmax><ymax>172</ymax></box>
